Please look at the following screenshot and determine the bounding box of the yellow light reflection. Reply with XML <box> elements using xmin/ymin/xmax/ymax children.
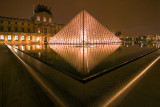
<box><xmin>49</xmin><ymin>44</ymin><xmax>120</xmax><ymax>74</ymax></box>
<box><xmin>7</xmin><ymin>45</ymin><xmax>65</xmax><ymax>107</ymax></box>
<box><xmin>103</xmin><ymin>55</ymin><xmax>160</xmax><ymax>107</ymax></box>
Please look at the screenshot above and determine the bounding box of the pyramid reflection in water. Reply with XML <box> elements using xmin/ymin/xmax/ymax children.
<box><xmin>49</xmin><ymin>44</ymin><xmax>120</xmax><ymax>74</ymax></box>
<box><xmin>49</xmin><ymin>10</ymin><xmax>121</xmax><ymax>44</ymax></box>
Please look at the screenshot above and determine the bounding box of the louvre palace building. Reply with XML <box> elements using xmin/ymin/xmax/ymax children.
<box><xmin>0</xmin><ymin>5</ymin><xmax>64</xmax><ymax>44</ymax></box>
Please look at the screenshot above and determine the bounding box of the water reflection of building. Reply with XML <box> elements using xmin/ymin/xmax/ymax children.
<box><xmin>138</xmin><ymin>34</ymin><xmax>160</xmax><ymax>42</ymax></box>
<box><xmin>49</xmin><ymin>10</ymin><xmax>121</xmax><ymax>44</ymax></box>
<box><xmin>14</xmin><ymin>44</ymin><xmax>45</xmax><ymax>51</ymax></box>
<box><xmin>0</xmin><ymin>5</ymin><xmax>64</xmax><ymax>44</ymax></box>
<box><xmin>146</xmin><ymin>34</ymin><xmax>160</xmax><ymax>41</ymax></box>
<box><xmin>49</xmin><ymin>45</ymin><xmax>120</xmax><ymax>74</ymax></box>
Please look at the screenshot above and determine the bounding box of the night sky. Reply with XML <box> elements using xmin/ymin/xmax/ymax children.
<box><xmin>0</xmin><ymin>0</ymin><xmax>160</xmax><ymax>37</ymax></box>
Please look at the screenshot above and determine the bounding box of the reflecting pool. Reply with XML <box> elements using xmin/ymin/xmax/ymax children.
<box><xmin>13</xmin><ymin>43</ymin><xmax>159</xmax><ymax>80</ymax></box>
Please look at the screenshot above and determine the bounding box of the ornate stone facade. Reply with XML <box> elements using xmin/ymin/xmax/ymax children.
<box><xmin>0</xmin><ymin>5</ymin><xmax>64</xmax><ymax>44</ymax></box>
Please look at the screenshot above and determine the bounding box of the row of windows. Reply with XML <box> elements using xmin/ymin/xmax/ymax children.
<box><xmin>37</xmin><ymin>28</ymin><xmax>47</xmax><ymax>33</ymax></box>
<box><xmin>0</xmin><ymin>20</ymin><xmax>30</xmax><ymax>26</ymax></box>
<box><xmin>14</xmin><ymin>45</ymin><xmax>42</xmax><ymax>51</ymax></box>
<box><xmin>0</xmin><ymin>26</ymin><xmax>31</xmax><ymax>32</ymax></box>
<box><xmin>0</xmin><ymin>35</ymin><xmax>35</xmax><ymax>41</ymax></box>
<box><xmin>37</xmin><ymin>16</ymin><xmax>52</xmax><ymax>22</ymax></box>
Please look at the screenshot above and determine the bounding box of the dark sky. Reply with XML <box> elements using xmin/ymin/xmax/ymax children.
<box><xmin>0</xmin><ymin>0</ymin><xmax>160</xmax><ymax>37</ymax></box>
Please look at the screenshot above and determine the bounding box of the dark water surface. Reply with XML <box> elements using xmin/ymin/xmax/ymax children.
<box><xmin>12</xmin><ymin>44</ymin><xmax>159</xmax><ymax>79</ymax></box>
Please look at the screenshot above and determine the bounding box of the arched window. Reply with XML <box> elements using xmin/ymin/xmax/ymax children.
<box><xmin>0</xmin><ymin>35</ymin><xmax>4</xmax><ymax>40</ymax></box>
<box><xmin>21</xmin><ymin>35</ymin><xmax>25</xmax><ymax>40</ymax></box>
<box><xmin>15</xmin><ymin>35</ymin><xmax>18</xmax><ymax>40</ymax></box>
<box><xmin>43</xmin><ymin>17</ymin><xmax>46</xmax><ymax>22</ymax></box>
<box><xmin>38</xmin><ymin>28</ymin><xmax>40</xmax><ymax>33</ymax></box>
<box><xmin>28</xmin><ymin>36</ymin><xmax>31</xmax><ymax>40</ymax></box>
<box><xmin>37</xmin><ymin>16</ymin><xmax>40</xmax><ymax>21</ymax></box>
<box><xmin>8</xmin><ymin>35</ymin><xmax>11</xmax><ymax>40</ymax></box>
<box><xmin>49</xmin><ymin>18</ymin><xmax>52</xmax><ymax>22</ymax></box>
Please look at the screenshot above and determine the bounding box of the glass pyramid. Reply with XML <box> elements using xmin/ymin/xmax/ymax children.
<box><xmin>49</xmin><ymin>10</ymin><xmax>121</xmax><ymax>44</ymax></box>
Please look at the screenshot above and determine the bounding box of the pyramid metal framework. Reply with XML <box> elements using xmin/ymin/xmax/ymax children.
<box><xmin>49</xmin><ymin>10</ymin><xmax>121</xmax><ymax>44</ymax></box>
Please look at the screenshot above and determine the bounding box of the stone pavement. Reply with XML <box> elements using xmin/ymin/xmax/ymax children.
<box><xmin>0</xmin><ymin>44</ymin><xmax>54</xmax><ymax>107</ymax></box>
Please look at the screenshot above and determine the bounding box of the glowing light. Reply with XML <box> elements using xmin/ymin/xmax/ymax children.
<box><xmin>37</xmin><ymin>37</ymin><xmax>40</xmax><ymax>41</ymax></box>
<box><xmin>8</xmin><ymin>35</ymin><xmax>11</xmax><ymax>40</ymax></box>
<box><xmin>43</xmin><ymin>17</ymin><xmax>46</xmax><ymax>22</ymax></box>
<box><xmin>49</xmin><ymin>10</ymin><xmax>121</xmax><ymax>44</ymax></box>
<box><xmin>49</xmin><ymin>18</ymin><xmax>52</xmax><ymax>22</ymax></box>
<box><xmin>0</xmin><ymin>35</ymin><xmax>4</xmax><ymax>40</ymax></box>
<box><xmin>38</xmin><ymin>52</ymin><xmax>41</xmax><ymax>57</ymax></box>
<box><xmin>37</xmin><ymin>45</ymin><xmax>40</xmax><ymax>49</ymax></box>
<box><xmin>15</xmin><ymin>35</ymin><xmax>18</xmax><ymax>40</ymax></box>
<box><xmin>21</xmin><ymin>36</ymin><xmax>25</xmax><ymax>40</ymax></box>
<box><xmin>38</xmin><ymin>28</ymin><xmax>40</xmax><ymax>33</ymax></box>
<box><xmin>21</xmin><ymin>46</ymin><xmax>25</xmax><ymax>51</ymax></box>
<box><xmin>49</xmin><ymin>44</ymin><xmax>120</xmax><ymax>73</ymax></box>
<box><xmin>32</xmin><ymin>36</ymin><xmax>35</xmax><ymax>41</ymax></box>
<box><xmin>37</xmin><ymin>16</ymin><xmax>40</xmax><ymax>21</ymax></box>
<box><xmin>15</xmin><ymin>46</ymin><xmax>18</xmax><ymax>49</ymax></box>
<box><xmin>28</xmin><ymin>46</ymin><xmax>31</xmax><ymax>50</ymax></box>
<box><xmin>28</xmin><ymin>36</ymin><xmax>31</xmax><ymax>40</ymax></box>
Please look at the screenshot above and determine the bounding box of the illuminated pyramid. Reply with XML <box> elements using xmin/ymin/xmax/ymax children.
<box><xmin>49</xmin><ymin>10</ymin><xmax>121</xmax><ymax>44</ymax></box>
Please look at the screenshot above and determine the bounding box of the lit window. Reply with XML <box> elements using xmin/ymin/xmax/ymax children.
<box><xmin>0</xmin><ymin>35</ymin><xmax>4</xmax><ymax>40</ymax></box>
<box><xmin>15</xmin><ymin>46</ymin><xmax>18</xmax><ymax>49</ymax></box>
<box><xmin>21</xmin><ymin>36</ymin><xmax>25</xmax><ymax>40</ymax></box>
<box><xmin>37</xmin><ymin>16</ymin><xmax>40</xmax><ymax>21</ymax></box>
<box><xmin>22</xmin><ymin>46</ymin><xmax>25</xmax><ymax>51</ymax></box>
<box><xmin>28</xmin><ymin>36</ymin><xmax>31</xmax><ymax>40</ymax></box>
<box><xmin>15</xmin><ymin>35</ymin><xmax>18</xmax><ymax>40</ymax></box>
<box><xmin>37</xmin><ymin>37</ymin><xmax>40</xmax><ymax>41</ymax></box>
<box><xmin>37</xmin><ymin>45</ymin><xmax>40</xmax><ymax>49</ymax></box>
<box><xmin>43</xmin><ymin>17</ymin><xmax>46</xmax><ymax>22</ymax></box>
<box><xmin>38</xmin><ymin>52</ymin><xmax>41</xmax><ymax>57</ymax></box>
<box><xmin>28</xmin><ymin>46</ymin><xmax>31</xmax><ymax>50</ymax></box>
<box><xmin>49</xmin><ymin>18</ymin><xmax>52</xmax><ymax>22</ymax></box>
<box><xmin>38</xmin><ymin>28</ymin><xmax>40</xmax><ymax>33</ymax></box>
<box><xmin>8</xmin><ymin>35</ymin><xmax>11</xmax><ymax>40</ymax></box>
